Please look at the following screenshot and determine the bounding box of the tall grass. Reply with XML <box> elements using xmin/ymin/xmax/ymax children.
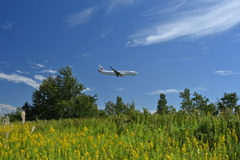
<box><xmin>0</xmin><ymin>113</ymin><xmax>240</xmax><ymax>159</ymax></box>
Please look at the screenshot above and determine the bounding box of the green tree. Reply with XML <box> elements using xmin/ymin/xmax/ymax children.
<box><xmin>105</xmin><ymin>101</ymin><xmax>116</xmax><ymax>116</ymax></box>
<box><xmin>217</xmin><ymin>92</ymin><xmax>239</xmax><ymax>113</ymax></box>
<box><xmin>179</xmin><ymin>88</ymin><xmax>194</xmax><ymax>113</ymax></box>
<box><xmin>168</xmin><ymin>105</ymin><xmax>176</xmax><ymax>113</ymax></box>
<box><xmin>104</xmin><ymin>96</ymin><xmax>136</xmax><ymax>116</ymax></box>
<box><xmin>73</xmin><ymin>94</ymin><xmax>98</xmax><ymax>118</ymax></box>
<box><xmin>115</xmin><ymin>96</ymin><xmax>128</xmax><ymax>115</ymax></box>
<box><xmin>192</xmin><ymin>92</ymin><xmax>209</xmax><ymax>110</ymax></box>
<box><xmin>125</xmin><ymin>100</ymin><xmax>136</xmax><ymax>116</ymax></box>
<box><xmin>234</xmin><ymin>105</ymin><xmax>240</xmax><ymax>115</ymax></box>
<box><xmin>206</xmin><ymin>103</ymin><xmax>218</xmax><ymax>115</ymax></box>
<box><xmin>31</xmin><ymin>66</ymin><xmax>97</xmax><ymax>120</ymax></box>
<box><xmin>157</xmin><ymin>93</ymin><xmax>172</xmax><ymax>114</ymax></box>
<box><xmin>190</xmin><ymin>92</ymin><xmax>218</xmax><ymax>115</ymax></box>
<box><xmin>143</xmin><ymin>107</ymin><xmax>151</xmax><ymax>116</ymax></box>
<box><xmin>4</xmin><ymin>108</ymin><xmax>22</xmax><ymax>122</ymax></box>
<box><xmin>21</xmin><ymin>101</ymin><xmax>35</xmax><ymax>121</ymax></box>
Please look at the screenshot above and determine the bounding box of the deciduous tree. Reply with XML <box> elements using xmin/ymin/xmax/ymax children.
<box><xmin>31</xmin><ymin>66</ymin><xmax>97</xmax><ymax>120</ymax></box>
<box><xmin>179</xmin><ymin>88</ymin><xmax>194</xmax><ymax>113</ymax></box>
<box><xmin>217</xmin><ymin>92</ymin><xmax>239</xmax><ymax>113</ymax></box>
<box><xmin>104</xmin><ymin>96</ymin><xmax>136</xmax><ymax>116</ymax></box>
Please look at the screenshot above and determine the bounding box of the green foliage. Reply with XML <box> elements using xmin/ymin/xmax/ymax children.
<box><xmin>72</xmin><ymin>94</ymin><xmax>98</xmax><ymax>118</ymax></box>
<box><xmin>192</xmin><ymin>92</ymin><xmax>209</xmax><ymax>110</ymax></box>
<box><xmin>4</xmin><ymin>108</ymin><xmax>22</xmax><ymax>122</ymax></box>
<box><xmin>143</xmin><ymin>107</ymin><xmax>151</xmax><ymax>116</ymax></box>
<box><xmin>27</xmin><ymin>66</ymin><xmax>97</xmax><ymax>120</ymax></box>
<box><xmin>2</xmin><ymin>113</ymin><xmax>240</xmax><ymax>159</ymax></box>
<box><xmin>217</xmin><ymin>92</ymin><xmax>239</xmax><ymax>113</ymax></box>
<box><xmin>21</xmin><ymin>102</ymin><xmax>35</xmax><ymax>121</ymax></box>
<box><xmin>11</xmin><ymin>66</ymin><xmax>239</xmax><ymax>128</ymax></box>
<box><xmin>192</xmin><ymin>92</ymin><xmax>217</xmax><ymax>115</ymax></box>
<box><xmin>157</xmin><ymin>93</ymin><xmax>168</xmax><ymax>114</ymax></box>
<box><xmin>179</xmin><ymin>88</ymin><xmax>194</xmax><ymax>113</ymax></box>
<box><xmin>157</xmin><ymin>93</ymin><xmax>176</xmax><ymax>114</ymax></box>
<box><xmin>179</xmin><ymin>89</ymin><xmax>218</xmax><ymax>115</ymax></box>
<box><xmin>104</xmin><ymin>96</ymin><xmax>136</xmax><ymax>116</ymax></box>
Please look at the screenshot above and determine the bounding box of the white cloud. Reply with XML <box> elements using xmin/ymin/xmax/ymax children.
<box><xmin>83</xmin><ymin>87</ymin><xmax>95</xmax><ymax>92</ymax></box>
<box><xmin>0</xmin><ymin>61</ymin><xmax>10</xmax><ymax>67</ymax></box>
<box><xmin>16</xmin><ymin>70</ymin><xmax>23</xmax><ymax>74</ymax></box>
<box><xmin>116</xmin><ymin>88</ymin><xmax>125</xmax><ymax>91</ymax></box>
<box><xmin>76</xmin><ymin>53</ymin><xmax>91</xmax><ymax>58</ymax></box>
<box><xmin>40</xmin><ymin>69</ymin><xmax>57</xmax><ymax>74</ymax></box>
<box><xmin>100</xmin><ymin>26</ymin><xmax>114</xmax><ymax>38</ymax></box>
<box><xmin>65</xmin><ymin>7</ymin><xmax>96</xmax><ymax>27</ymax></box>
<box><xmin>127</xmin><ymin>0</ymin><xmax>240</xmax><ymax>46</ymax></box>
<box><xmin>141</xmin><ymin>0</ymin><xmax>185</xmax><ymax>17</ymax></box>
<box><xmin>146</xmin><ymin>89</ymin><xmax>181</xmax><ymax>95</ymax></box>
<box><xmin>36</xmin><ymin>64</ymin><xmax>44</xmax><ymax>68</ymax></box>
<box><xmin>0</xmin><ymin>104</ymin><xmax>17</xmax><ymax>116</ymax></box>
<box><xmin>34</xmin><ymin>75</ymin><xmax>46</xmax><ymax>81</ymax></box>
<box><xmin>107</xmin><ymin>0</ymin><xmax>135</xmax><ymax>12</ymax></box>
<box><xmin>0</xmin><ymin>104</ymin><xmax>16</xmax><ymax>111</ymax></box>
<box><xmin>16</xmin><ymin>70</ymin><xmax>30</xmax><ymax>74</ymax></box>
<box><xmin>214</xmin><ymin>70</ymin><xmax>240</xmax><ymax>75</ymax></box>
<box><xmin>180</xmin><ymin>57</ymin><xmax>195</xmax><ymax>61</ymax></box>
<box><xmin>0</xmin><ymin>22</ymin><xmax>13</xmax><ymax>29</ymax></box>
<box><xmin>28</xmin><ymin>61</ymin><xmax>45</xmax><ymax>68</ymax></box>
<box><xmin>0</xmin><ymin>72</ymin><xmax>39</xmax><ymax>88</ymax></box>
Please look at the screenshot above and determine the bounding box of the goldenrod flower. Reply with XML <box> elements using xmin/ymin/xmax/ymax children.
<box><xmin>83</xmin><ymin>126</ymin><xmax>88</xmax><ymax>131</ymax></box>
<box><xmin>49</xmin><ymin>126</ymin><xmax>55</xmax><ymax>133</ymax></box>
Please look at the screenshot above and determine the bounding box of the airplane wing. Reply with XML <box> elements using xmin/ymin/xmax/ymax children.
<box><xmin>110</xmin><ymin>66</ymin><xmax>121</xmax><ymax>77</ymax></box>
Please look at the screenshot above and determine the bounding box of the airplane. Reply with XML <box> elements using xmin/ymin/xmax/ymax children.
<box><xmin>98</xmin><ymin>64</ymin><xmax>138</xmax><ymax>77</ymax></box>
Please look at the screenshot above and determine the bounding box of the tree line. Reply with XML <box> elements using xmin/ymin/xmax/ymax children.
<box><xmin>157</xmin><ymin>89</ymin><xmax>240</xmax><ymax>115</ymax></box>
<box><xmin>4</xmin><ymin>66</ymin><xmax>240</xmax><ymax>121</ymax></box>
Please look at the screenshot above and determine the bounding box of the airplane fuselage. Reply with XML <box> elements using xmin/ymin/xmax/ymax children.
<box><xmin>98</xmin><ymin>64</ymin><xmax>138</xmax><ymax>77</ymax></box>
<box><xmin>99</xmin><ymin>70</ymin><xmax>138</xmax><ymax>76</ymax></box>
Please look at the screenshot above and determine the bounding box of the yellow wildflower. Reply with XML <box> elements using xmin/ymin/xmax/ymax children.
<box><xmin>49</xmin><ymin>126</ymin><xmax>55</xmax><ymax>133</ymax></box>
<box><xmin>83</xmin><ymin>126</ymin><xmax>88</xmax><ymax>131</ymax></box>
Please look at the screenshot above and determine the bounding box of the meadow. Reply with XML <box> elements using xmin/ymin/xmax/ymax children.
<box><xmin>1</xmin><ymin>112</ymin><xmax>240</xmax><ymax>160</ymax></box>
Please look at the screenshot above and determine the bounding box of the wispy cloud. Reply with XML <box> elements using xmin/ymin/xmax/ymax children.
<box><xmin>16</xmin><ymin>70</ymin><xmax>23</xmax><ymax>74</ymax></box>
<box><xmin>180</xmin><ymin>57</ymin><xmax>195</xmax><ymax>61</ymax></box>
<box><xmin>16</xmin><ymin>70</ymin><xmax>30</xmax><ymax>74</ymax></box>
<box><xmin>146</xmin><ymin>89</ymin><xmax>181</xmax><ymax>95</ymax></box>
<box><xmin>0</xmin><ymin>72</ymin><xmax>39</xmax><ymax>88</ymax></box>
<box><xmin>0</xmin><ymin>104</ymin><xmax>16</xmax><ymax>112</ymax></box>
<box><xmin>65</xmin><ymin>7</ymin><xmax>96</xmax><ymax>27</ymax></box>
<box><xmin>127</xmin><ymin>0</ymin><xmax>240</xmax><ymax>46</ymax></box>
<box><xmin>214</xmin><ymin>70</ymin><xmax>240</xmax><ymax>75</ymax></box>
<box><xmin>34</xmin><ymin>75</ymin><xmax>46</xmax><ymax>81</ymax></box>
<box><xmin>36</xmin><ymin>64</ymin><xmax>44</xmax><ymax>67</ymax></box>
<box><xmin>83</xmin><ymin>87</ymin><xmax>95</xmax><ymax>92</ymax></box>
<box><xmin>0</xmin><ymin>61</ymin><xmax>10</xmax><ymax>67</ymax></box>
<box><xmin>75</xmin><ymin>53</ymin><xmax>91</xmax><ymax>58</ymax></box>
<box><xmin>141</xmin><ymin>0</ymin><xmax>185</xmax><ymax>17</ymax></box>
<box><xmin>107</xmin><ymin>0</ymin><xmax>135</xmax><ymax>12</ymax></box>
<box><xmin>40</xmin><ymin>69</ymin><xmax>57</xmax><ymax>74</ymax></box>
<box><xmin>28</xmin><ymin>61</ymin><xmax>45</xmax><ymax>68</ymax></box>
<box><xmin>0</xmin><ymin>22</ymin><xmax>13</xmax><ymax>29</ymax></box>
<box><xmin>233</xmin><ymin>33</ymin><xmax>240</xmax><ymax>42</ymax></box>
<box><xmin>100</xmin><ymin>26</ymin><xmax>114</xmax><ymax>38</ymax></box>
<box><xmin>116</xmin><ymin>88</ymin><xmax>125</xmax><ymax>91</ymax></box>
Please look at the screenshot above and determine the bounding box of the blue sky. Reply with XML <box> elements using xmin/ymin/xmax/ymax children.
<box><xmin>1</xmin><ymin>0</ymin><xmax>240</xmax><ymax>115</ymax></box>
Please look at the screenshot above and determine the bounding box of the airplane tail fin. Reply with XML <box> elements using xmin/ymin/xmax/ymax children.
<box><xmin>98</xmin><ymin>64</ymin><xmax>105</xmax><ymax>72</ymax></box>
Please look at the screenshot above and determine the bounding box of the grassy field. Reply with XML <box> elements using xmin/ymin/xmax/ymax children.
<box><xmin>1</xmin><ymin>113</ymin><xmax>240</xmax><ymax>160</ymax></box>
